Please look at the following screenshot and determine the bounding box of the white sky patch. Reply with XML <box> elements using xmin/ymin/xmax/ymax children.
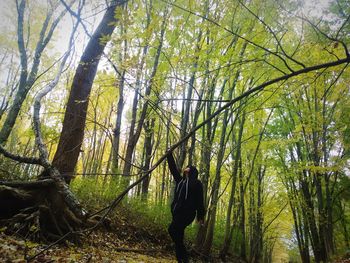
<box><xmin>300</xmin><ymin>0</ymin><xmax>331</xmax><ymax>17</ymax></box>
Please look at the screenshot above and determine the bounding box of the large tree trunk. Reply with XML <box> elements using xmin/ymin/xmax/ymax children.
<box><xmin>52</xmin><ymin>0</ymin><xmax>126</xmax><ymax>184</ymax></box>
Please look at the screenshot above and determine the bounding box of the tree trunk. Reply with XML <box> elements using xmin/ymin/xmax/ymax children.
<box><xmin>111</xmin><ymin>5</ymin><xmax>128</xmax><ymax>174</ymax></box>
<box><xmin>201</xmin><ymin>78</ymin><xmax>232</xmax><ymax>256</ymax></box>
<box><xmin>160</xmin><ymin>101</ymin><xmax>172</xmax><ymax>204</ymax></box>
<box><xmin>141</xmin><ymin>118</ymin><xmax>155</xmax><ymax>199</ymax></box>
<box><xmin>111</xmin><ymin>70</ymin><xmax>125</xmax><ymax>173</ymax></box>
<box><xmin>52</xmin><ymin>0</ymin><xmax>126</xmax><ymax>184</ymax></box>
<box><xmin>178</xmin><ymin>32</ymin><xmax>202</xmax><ymax>168</ymax></box>
<box><xmin>251</xmin><ymin>166</ymin><xmax>264</xmax><ymax>263</ymax></box>
<box><xmin>194</xmin><ymin>75</ymin><xmax>221</xmax><ymax>250</ymax></box>
<box><xmin>220</xmin><ymin>111</ymin><xmax>245</xmax><ymax>257</ymax></box>
<box><xmin>118</xmin><ymin>0</ymin><xmax>152</xmax><ymax>180</ymax></box>
<box><xmin>240</xmin><ymin>161</ymin><xmax>247</xmax><ymax>260</ymax></box>
<box><xmin>122</xmin><ymin>9</ymin><xmax>167</xmax><ymax>179</ymax></box>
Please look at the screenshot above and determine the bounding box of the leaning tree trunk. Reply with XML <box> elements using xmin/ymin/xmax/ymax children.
<box><xmin>53</xmin><ymin>0</ymin><xmax>127</xmax><ymax>184</ymax></box>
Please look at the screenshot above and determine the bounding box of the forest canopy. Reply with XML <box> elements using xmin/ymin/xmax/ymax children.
<box><xmin>0</xmin><ymin>0</ymin><xmax>349</xmax><ymax>262</ymax></box>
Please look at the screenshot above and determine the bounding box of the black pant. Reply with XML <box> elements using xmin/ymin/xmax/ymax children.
<box><xmin>168</xmin><ymin>214</ymin><xmax>195</xmax><ymax>263</ymax></box>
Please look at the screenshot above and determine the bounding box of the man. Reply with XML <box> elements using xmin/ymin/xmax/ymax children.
<box><xmin>167</xmin><ymin>151</ymin><xmax>205</xmax><ymax>263</ymax></box>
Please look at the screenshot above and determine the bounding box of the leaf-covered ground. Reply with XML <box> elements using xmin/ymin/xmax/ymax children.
<box><xmin>0</xmin><ymin>232</ymin><xmax>177</xmax><ymax>262</ymax></box>
<box><xmin>0</xmin><ymin>205</ymin><xmax>179</xmax><ymax>262</ymax></box>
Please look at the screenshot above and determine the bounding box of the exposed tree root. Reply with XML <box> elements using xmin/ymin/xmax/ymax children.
<box><xmin>0</xmin><ymin>179</ymin><xmax>93</xmax><ymax>243</ymax></box>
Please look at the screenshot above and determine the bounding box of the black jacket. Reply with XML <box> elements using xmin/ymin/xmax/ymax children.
<box><xmin>167</xmin><ymin>153</ymin><xmax>205</xmax><ymax>221</ymax></box>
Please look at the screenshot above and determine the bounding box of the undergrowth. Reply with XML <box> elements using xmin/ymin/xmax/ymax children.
<box><xmin>71</xmin><ymin>175</ymin><xmax>226</xmax><ymax>251</ymax></box>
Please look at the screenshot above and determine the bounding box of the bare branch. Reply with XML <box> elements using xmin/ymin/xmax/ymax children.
<box><xmin>59</xmin><ymin>0</ymin><xmax>91</xmax><ymax>37</ymax></box>
<box><xmin>160</xmin><ymin>0</ymin><xmax>299</xmax><ymax>72</ymax></box>
<box><xmin>0</xmin><ymin>179</ymin><xmax>55</xmax><ymax>188</ymax></box>
<box><xmin>238</xmin><ymin>0</ymin><xmax>306</xmax><ymax>70</ymax></box>
<box><xmin>90</xmin><ymin>54</ymin><xmax>350</xmax><ymax>220</ymax></box>
<box><xmin>0</xmin><ymin>144</ymin><xmax>42</xmax><ymax>165</ymax></box>
<box><xmin>336</xmin><ymin>14</ymin><xmax>350</xmax><ymax>40</ymax></box>
<box><xmin>298</xmin><ymin>14</ymin><xmax>350</xmax><ymax>58</ymax></box>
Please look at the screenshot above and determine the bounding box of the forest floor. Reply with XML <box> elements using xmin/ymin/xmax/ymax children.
<box><xmin>2</xmin><ymin>206</ymin><xmax>350</xmax><ymax>263</ymax></box>
<box><xmin>0</xmin><ymin>232</ymin><xmax>176</xmax><ymax>262</ymax></box>
<box><xmin>0</xmin><ymin>205</ymin><xmax>179</xmax><ymax>263</ymax></box>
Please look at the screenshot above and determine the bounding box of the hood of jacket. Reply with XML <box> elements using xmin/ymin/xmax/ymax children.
<box><xmin>183</xmin><ymin>165</ymin><xmax>198</xmax><ymax>180</ymax></box>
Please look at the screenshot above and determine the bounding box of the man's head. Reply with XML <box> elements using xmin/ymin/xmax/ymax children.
<box><xmin>183</xmin><ymin>165</ymin><xmax>198</xmax><ymax>179</ymax></box>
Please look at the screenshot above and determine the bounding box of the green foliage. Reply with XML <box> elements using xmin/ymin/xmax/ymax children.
<box><xmin>71</xmin><ymin>176</ymin><xmax>124</xmax><ymax>208</ymax></box>
<box><xmin>1</xmin><ymin>0</ymin><xmax>350</xmax><ymax>261</ymax></box>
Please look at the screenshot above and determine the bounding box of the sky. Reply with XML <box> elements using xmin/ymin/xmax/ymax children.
<box><xmin>0</xmin><ymin>0</ymin><xmax>333</xmax><ymax>54</ymax></box>
<box><xmin>0</xmin><ymin>0</ymin><xmax>335</xmax><ymax>105</ymax></box>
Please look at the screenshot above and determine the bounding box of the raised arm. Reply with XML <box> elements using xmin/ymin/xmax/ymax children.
<box><xmin>166</xmin><ymin>152</ymin><xmax>182</xmax><ymax>183</ymax></box>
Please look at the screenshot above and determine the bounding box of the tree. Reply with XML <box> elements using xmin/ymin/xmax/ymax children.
<box><xmin>0</xmin><ymin>0</ymin><xmax>349</xmax><ymax>261</ymax></box>
<box><xmin>0</xmin><ymin>0</ymin><xmax>69</xmax><ymax>144</ymax></box>
<box><xmin>52</xmin><ymin>0</ymin><xmax>127</xmax><ymax>184</ymax></box>
<box><xmin>0</xmin><ymin>0</ymin><xmax>87</xmax><ymax>241</ymax></box>
<box><xmin>122</xmin><ymin>5</ymin><xmax>168</xmax><ymax>182</ymax></box>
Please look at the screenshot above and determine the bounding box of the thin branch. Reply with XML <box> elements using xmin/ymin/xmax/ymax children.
<box><xmin>158</xmin><ymin>98</ymin><xmax>231</xmax><ymax>103</ymax></box>
<box><xmin>336</xmin><ymin>14</ymin><xmax>350</xmax><ymax>39</ymax></box>
<box><xmin>298</xmin><ymin>14</ymin><xmax>350</xmax><ymax>58</ymax></box>
<box><xmin>59</xmin><ymin>0</ymin><xmax>91</xmax><ymax>37</ymax></box>
<box><xmin>263</xmin><ymin>202</ymin><xmax>289</xmax><ymax>234</ymax></box>
<box><xmin>160</xmin><ymin>0</ymin><xmax>297</xmax><ymax>71</ymax></box>
<box><xmin>0</xmin><ymin>145</ymin><xmax>42</xmax><ymax>165</ymax></box>
<box><xmin>238</xmin><ymin>0</ymin><xmax>306</xmax><ymax>69</ymax></box>
<box><xmin>0</xmin><ymin>179</ymin><xmax>54</xmax><ymax>188</ymax></box>
<box><xmin>88</xmin><ymin>54</ymin><xmax>350</xmax><ymax>221</ymax></box>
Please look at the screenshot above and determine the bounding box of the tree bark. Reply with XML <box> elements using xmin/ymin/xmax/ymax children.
<box><xmin>52</xmin><ymin>0</ymin><xmax>127</xmax><ymax>184</ymax></box>
<box><xmin>178</xmin><ymin>31</ymin><xmax>202</xmax><ymax>168</ymax></box>
<box><xmin>111</xmin><ymin>4</ymin><xmax>128</xmax><ymax>173</ymax></box>
<box><xmin>141</xmin><ymin>118</ymin><xmax>155</xmax><ymax>199</ymax></box>
<box><xmin>202</xmin><ymin>79</ymin><xmax>231</xmax><ymax>256</ymax></box>
<box><xmin>122</xmin><ymin>9</ymin><xmax>167</xmax><ymax>179</ymax></box>
<box><xmin>194</xmin><ymin>74</ymin><xmax>220</xmax><ymax>250</ymax></box>
<box><xmin>220</xmin><ymin>111</ymin><xmax>245</xmax><ymax>257</ymax></box>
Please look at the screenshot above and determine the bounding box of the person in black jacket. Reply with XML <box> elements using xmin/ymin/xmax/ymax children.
<box><xmin>167</xmin><ymin>151</ymin><xmax>205</xmax><ymax>263</ymax></box>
